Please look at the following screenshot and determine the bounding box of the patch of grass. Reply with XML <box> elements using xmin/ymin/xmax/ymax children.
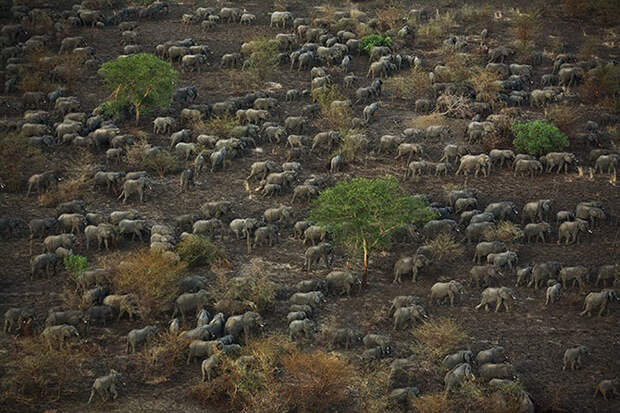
<box><xmin>333</xmin><ymin>129</ymin><xmax>367</xmax><ymax>163</ymax></box>
<box><xmin>485</xmin><ymin>221</ymin><xmax>524</xmax><ymax>242</ymax></box>
<box><xmin>424</xmin><ymin>233</ymin><xmax>464</xmax><ymax>262</ymax></box>
<box><xmin>38</xmin><ymin>150</ymin><xmax>96</xmax><ymax>207</ymax></box>
<box><xmin>360</xmin><ymin>34</ymin><xmax>393</xmax><ymax>54</ymax></box>
<box><xmin>511</xmin><ymin>10</ymin><xmax>542</xmax><ymax>47</ymax></box>
<box><xmin>212</xmin><ymin>261</ymin><xmax>277</xmax><ymax>313</ymax></box>
<box><xmin>0</xmin><ymin>337</ymin><xmax>88</xmax><ymax>409</ymax></box>
<box><xmin>64</xmin><ymin>254</ymin><xmax>88</xmax><ymax>284</ymax></box>
<box><xmin>176</xmin><ymin>235</ymin><xmax>223</xmax><ymax>268</ymax></box>
<box><xmin>411</xmin><ymin>318</ymin><xmax>468</xmax><ymax>361</ymax></box>
<box><xmin>385</xmin><ymin>67</ymin><xmax>433</xmax><ymax>100</ymax></box>
<box><xmin>0</xmin><ymin>134</ymin><xmax>47</xmax><ymax>193</ymax></box>
<box><xmin>418</xmin><ymin>10</ymin><xmax>456</xmax><ymax>38</ymax></box>
<box><xmin>411</xmin><ymin>393</ymin><xmax>451</xmax><ymax>413</ymax></box>
<box><xmin>376</xmin><ymin>6</ymin><xmax>407</xmax><ymax>31</ymax></box>
<box><xmin>405</xmin><ymin>113</ymin><xmax>448</xmax><ymax>129</ymax></box>
<box><xmin>470</xmin><ymin>67</ymin><xmax>502</xmax><ymax>108</ymax></box>
<box><xmin>579</xmin><ymin>63</ymin><xmax>619</xmax><ymax>113</ymax></box>
<box><xmin>545</xmin><ymin>104</ymin><xmax>583</xmax><ymax>135</ymax></box>
<box><xmin>196</xmin><ymin>115</ymin><xmax>241</xmax><ymax>137</ymax></box>
<box><xmin>110</xmin><ymin>248</ymin><xmax>187</xmax><ymax>319</ymax></box>
<box><xmin>311</xmin><ymin>85</ymin><xmax>352</xmax><ymax>130</ymax></box>
<box><xmin>135</xmin><ymin>332</ymin><xmax>188</xmax><ymax>382</ymax></box>
<box><xmin>126</xmin><ymin>139</ymin><xmax>180</xmax><ymax>177</ymax></box>
<box><xmin>242</xmin><ymin>37</ymin><xmax>280</xmax><ymax>81</ymax></box>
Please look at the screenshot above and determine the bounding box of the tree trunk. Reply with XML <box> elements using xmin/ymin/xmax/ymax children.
<box><xmin>135</xmin><ymin>104</ymin><xmax>141</xmax><ymax>125</ymax></box>
<box><xmin>361</xmin><ymin>238</ymin><xmax>368</xmax><ymax>288</ymax></box>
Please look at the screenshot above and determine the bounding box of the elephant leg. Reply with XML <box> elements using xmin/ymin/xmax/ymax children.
<box><xmin>495</xmin><ymin>299</ymin><xmax>501</xmax><ymax>312</ymax></box>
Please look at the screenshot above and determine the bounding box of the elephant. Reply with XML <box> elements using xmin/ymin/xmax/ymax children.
<box><xmin>580</xmin><ymin>289</ymin><xmax>618</xmax><ymax>317</ymax></box>
<box><xmin>430</xmin><ymin>280</ymin><xmax>464</xmax><ymax>306</ymax></box>
<box><xmin>442</xmin><ymin>350</ymin><xmax>474</xmax><ymax>370</ymax></box>
<box><xmin>558</xmin><ymin>66</ymin><xmax>585</xmax><ymax>88</ymax></box>
<box><xmin>487</xmin><ymin>251</ymin><xmax>518</xmax><ymax>271</ymax></box>
<box><xmin>30</xmin><ymin>253</ymin><xmax>58</xmax><ymax>279</ymax></box>
<box><xmin>522</xmin><ymin>199</ymin><xmax>552</xmax><ymax>223</ymax></box>
<box><xmin>447</xmin><ymin>189</ymin><xmax>478</xmax><ymax>207</ymax></box>
<box><xmin>393</xmin><ymin>254</ymin><xmax>431</xmax><ymax>283</ymax></box>
<box><xmin>126</xmin><ymin>326</ymin><xmax>157</xmax><ymax>353</ymax></box>
<box><xmin>326</xmin><ymin>270</ymin><xmax>360</xmax><ymax>296</ymax></box>
<box><xmin>530</xmin><ymin>88</ymin><xmax>558</xmax><ymax>107</ymax></box>
<box><xmin>173</xmin><ymin>290</ymin><xmax>209</xmax><ymax>322</ymax></box>
<box><xmin>524</xmin><ymin>222</ymin><xmax>551</xmax><ymax>243</ymax></box>
<box><xmin>421</xmin><ymin>219</ymin><xmax>458</xmax><ymax>239</ymax></box>
<box><xmin>304</xmin><ymin>242</ymin><xmax>334</xmax><ymax>271</ymax></box>
<box><xmin>540</xmin><ymin>152</ymin><xmax>577</xmax><ymax>174</ymax></box>
<box><xmin>41</xmin><ymin>324</ymin><xmax>79</xmax><ymax>350</ymax></box>
<box><xmin>594</xmin><ymin>154</ymin><xmax>619</xmax><ymax>175</ymax></box>
<box><xmin>303</xmin><ymin>225</ymin><xmax>327</xmax><ymax>246</ymax></box>
<box><xmin>559</xmin><ymin>266</ymin><xmax>588</xmax><ymax>290</ymax></box>
<box><xmin>88</xmin><ymin>370</ymin><xmax>123</xmax><ymax>404</ymax></box>
<box><xmin>557</xmin><ymin>219</ymin><xmax>591</xmax><ymax>245</ymax></box>
<box><xmin>575</xmin><ymin>203</ymin><xmax>606</xmax><ymax>228</ymax></box>
<box><xmin>393</xmin><ymin>304</ymin><xmax>428</xmax><ymax>329</ymax></box>
<box><xmin>594</xmin><ymin>379</ymin><xmax>619</xmax><ymax>400</ymax></box>
<box><xmin>485</xmin><ymin>201</ymin><xmax>518</xmax><ymax>222</ymax></box>
<box><xmin>489</xmin><ymin>149</ymin><xmax>515</xmax><ymax>167</ymax></box>
<box><xmin>289</xmin><ymin>319</ymin><xmax>314</xmax><ymax>341</ymax></box>
<box><xmin>529</xmin><ymin>262</ymin><xmax>562</xmax><ymax>289</ymax></box>
<box><xmin>473</xmin><ymin>241</ymin><xmax>507</xmax><ymax>264</ymax></box>
<box><xmin>479</xmin><ymin>363</ymin><xmax>516</xmax><ymax>381</ymax></box>
<box><xmin>470</xmin><ymin>265</ymin><xmax>501</xmax><ymax>288</ymax></box>
<box><xmin>545</xmin><ymin>282</ymin><xmax>561</xmax><ymax>305</ymax></box>
<box><xmin>464</xmin><ymin>222</ymin><xmax>495</xmax><ymax>244</ymax></box>
<box><xmin>596</xmin><ymin>264</ymin><xmax>619</xmax><ymax>287</ymax></box>
<box><xmin>476</xmin><ymin>346</ymin><xmax>507</xmax><ymax>364</ymax></box>
<box><xmin>563</xmin><ymin>345</ymin><xmax>587</xmax><ymax>370</ymax></box>
<box><xmin>455</xmin><ymin>154</ymin><xmax>491</xmax><ymax>177</ymax></box>
<box><xmin>224</xmin><ymin>311</ymin><xmax>264</xmax><ymax>344</ymax></box>
<box><xmin>395</xmin><ymin>143</ymin><xmax>424</xmax><ymax>163</ymax></box>
<box><xmin>455</xmin><ymin>198</ymin><xmax>478</xmax><ymax>214</ymax></box>
<box><xmin>388</xmin><ymin>295</ymin><xmax>422</xmax><ymax>317</ymax></box>
<box><xmin>513</xmin><ymin>159</ymin><xmax>543</xmax><ymax>177</ymax></box>
<box><xmin>444</xmin><ymin>363</ymin><xmax>474</xmax><ymax>393</ymax></box>
<box><xmin>475</xmin><ymin>287</ymin><xmax>516</xmax><ymax>312</ymax></box>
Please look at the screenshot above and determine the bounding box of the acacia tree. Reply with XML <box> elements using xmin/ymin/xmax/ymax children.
<box><xmin>98</xmin><ymin>53</ymin><xmax>178</xmax><ymax>123</ymax></box>
<box><xmin>309</xmin><ymin>176</ymin><xmax>437</xmax><ymax>287</ymax></box>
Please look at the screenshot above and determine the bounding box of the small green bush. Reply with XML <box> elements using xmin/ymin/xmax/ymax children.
<box><xmin>511</xmin><ymin>120</ymin><xmax>569</xmax><ymax>156</ymax></box>
<box><xmin>64</xmin><ymin>254</ymin><xmax>87</xmax><ymax>283</ymax></box>
<box><xmin>360</xmin><ymin>34</ymin><xmax>392</xmax><ymax>54</ymax></box>
<box><xmin>176</xmin><ymin>235</ymin><xmax>222</xmax><ymax>268</ymax></box>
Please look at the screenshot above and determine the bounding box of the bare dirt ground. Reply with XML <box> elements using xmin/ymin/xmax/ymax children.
<box><xmin>1</xmin><ymin>0</ymin><xmax>619</xmax><ymax>412</ymax></box>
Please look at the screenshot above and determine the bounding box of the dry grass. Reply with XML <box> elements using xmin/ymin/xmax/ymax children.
<box><xmin>0</xmin><ymin>134</ymin><xmax>47</xmax><ymax>192</ymax></box>
<box><xmin>459</xmin><ymin>3</ymin><xmax>493</xmax><ymax>22</ymax></box>
<box><xmin>194</xmin><ymin>115</ymin><xmax>241</xmax><ymax>137</ymax></box>
<box><xmin>511</xmin><ymin>10</ymin><xmax>542</xmax><ymax>47</ymax></box>
<box><xmin>241</xmin><ymin>37</ymin><xmax>280</xmax><ymax>82</ymax></box>
<box><xmin>211</xmin><ymin>259</ymin><xmax>277</xmax><ymax>312</ymax></box>
<box><xmin>485</xmin><ymin>221</ymin><xmax>524</xmax><ymax>242</ymax></box>
<box><xmin>333</xmin><ymin>130</ymin><xmax>367</xmax><ymax>163</ymax></box>
<box><xmin>470</xmin><ymin>67</ymin><xmax>502</xmax><ymax>108</ymax></box>
<box><xmin>134</xmin><ymin>332</ymin><xmax>188</xmax><ymax>382</ymax></box>
<box><xmin>545</xmin><ymin>104</ymin><xmax>583</xmax><ymax>135</ymax></box>
<box><xmin>189</xmin><ymin>334</ymin><xmax>359</xmax><ymax>412</ymax></box>
<box><xmin>578</xmin><ymin>63</ymin><xmax>619</xmax><ymax>113</ymax></box>
<box><xmin>175</xmin><ymin>235</ymin><xmax>223</xmax><ymax>268</ymax></box>
<box><xmin>405</xmin><ymin>113</ymin><xmax>448</xmax><ymax>129</ymax></box>
<box><xmin>418</xmin><ymin>10</ymin><xmax>457</xmax><ymax>38</ymax></box>
<box><xmin>410</xmin><ymin>318</ymin><xmax>468</xmax><ymax>361</ymax></box>
<box><xmin>108</xmin><ymin>248</ymin><xmax>187</xmax><ymax>319</ymax></box>
<box><xmin>424</xmin><ymin>233</ymin><xmax>464</xmax><ymax>262</ymax></box>
<box><xmin>376</xmin><ymin>5</ymin><xmax>407</xmax><ymax>31</ymax></box>
<box><xmin>126</xmin><ymin>139</ymin><xmax>180</xmax><ymax>177</ymax></box>
<box><xmin>0</xmin><ymin>337</ymin><xmax>89</xmax><ymax>409</ymax></box>
<box><xmin>385</xmin><ymin>67</ymin><xmax>433</xmax><ymax>100</ymax></box>
<box><xmin>37</xmin><ymin>149</ymin><xmax>95</xmax><ymax>207</ymax></box>
<box><xmin>411</xmin><ymin>393</ymin><xmax>451</xmax><ymax>413</ymax></box>
<box><xmin>311</xmin><ymin>85</ymin><xmax>352</xmax><ymax>130</ymax></box>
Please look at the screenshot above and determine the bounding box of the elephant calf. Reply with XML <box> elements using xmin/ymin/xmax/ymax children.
<box><xmin>393</xmin><ymin>304</ymin><xmax>428</xmax><ymax>329</ymax></box>
<box><xmin>594</xmin><ymin>379</ymin><xmax>619</xmax><ymax>400</ymax></box>
<box><xmin>126</xmin><ymin>325</ymin><xmax>157</xmax><ymax>353</ymax></box>
<box><xmin>545</xmin><ymin>282</ymin><xmax>561</xmax><ymax>305</ymax></box>
<box><xmin>88</xmin><ymin>370</ymin><xmax>123</xmax><ymax>404</ymax></box>
<box><xmin>563</xmin><ymin>345</ymin><xmax>587</xmax><ymax>371</ymax></box>
<box><xmin>475</xmin><ymin>287</ymin><xmax>516</xmax><ymax>312</ymax></box>
<box><xmin>442</xmin><ymin>350</ymin><xmax>474</xmax><ymax>370</ymax></box>
<box><xmin>444</xmin><ymin>363</ymin><xmax>474</xmax><ymax>393</ymax></box>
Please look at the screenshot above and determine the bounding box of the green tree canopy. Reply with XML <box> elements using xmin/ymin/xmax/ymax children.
<box><xmin>98</xmin><ymin>53</ymin><xmax>178</xmax><ymax>123</ymax></box>
<box><xmin>511</xmin><ymin>120</ymin><xmax>569</xmax><ymax>156</ymax></box>
<box><xmin>309</xmin><ymin>176</ymin><xmax>437</xmax><ymax>286</ymax></box>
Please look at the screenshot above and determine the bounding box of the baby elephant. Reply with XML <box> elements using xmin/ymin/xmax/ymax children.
<box><xmin>594</xmin><ymin>379</ymin><xmax>619</xmax><ymax>400</ymax></box>
<box><xmin>563</xmin><ymin>345</ymin><xmax>587</xmax><ymax>371</ymax></box>
<box><xmin>444</xmin><ymin>363</ymin><xmax>474</xmax><ymax>393</ymax></box>
<box><xmin>545</xmin><ymin>282</ymin><xmax>561</xmax><ymax>305</ymax></box>
<box><xmin>88</xmin><ymin>369</ymin><xmax>123</xmax><ymax>404</ymax></box>
<box><xmin>126</xmin><ymin>325</ymin><xmax>158</xmax><ymax>353</ymax></box>
<box><xmin>442</xmin><ymin>350</ymin><xmax>474</xmax><ymax>370</ymax></box>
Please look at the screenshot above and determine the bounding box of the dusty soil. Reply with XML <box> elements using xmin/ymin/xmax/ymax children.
<box><xmin>1</xmin><ymin>0</ymin><xmax>619</xmax><ymax>412</ymax></box>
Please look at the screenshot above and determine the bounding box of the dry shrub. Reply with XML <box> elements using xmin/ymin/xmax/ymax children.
<box><xmin>176</xmin><ymin>235</ymin><xmax>223</xmax><ymax>268</ymax></box>
<box><xmin>376</xmin><ymin>5</ymin><xmax>407</xmax><ymax>31</ymax></box>
<box><xmin>52</xmin><ymin>54</ymin><xmax>84</xmax><ymax>90</ymax></box>
<box><xmin>406</xmin><ymin>113</ymin><xmax>447</xmax><ymax>129</ymax></box>
<box><xmin>311</xmin><ymin>85</ymin><xmax>352</xmax><ymax>130</ymax></box>
<box><xmin>459</xmin><ymin>3</ymin><xmax>493</xmax><ymax>22</ymax></box>
<box><xmin>38</xmin><ymin>149</ymin><xmax>94</xmax><ymax>207</ymax></box>
<box><xmin>16</xmin><ymin>71</ymin><xmax>55</xmax><ymax>93</ymax></box>
<box><xmin>212</xmin><ymin>260</ymin><xmax>277</xmax><ymax>312</ymax></box>
<box><xmin>221</xmin><ymin>69</ymin><xmax>262</xmax><ymax>94</ymax></box>
<box><xmin>280</xmin><ymin>351</ymin><xmax>354</xmax><ymax>412</ymax></box>
<box><xmin>0</xmin><ymin>134</ymin><xmax>46</xmax><ymax>192</ymax></box>
<box><xmin>126</xmin><ymin>139</ymin><xmax>180</xmax><ymax>177</ymax></box>
<box><xmin>482</xmin><ymin>133</ymin><xmax>511</xmax><ymax>152</ymax></box>
<box><xmin>545</xmin><ymin>104</ymin><xmax>583</xmax><ymax>134</ymax></box>
<box><xmin>385</xmin><ymin>67</ymin><xmax>433</xmax><ymax>100</ymax></box>
<box><xmin>411</xmin><ymin>318</ymin><xmax>468</xmax><ymax>361</ymax></box>
<box><xmin>333</xmin><ymin>129</ymin><xmax>367</xmax><ymax>162</ymax></box>
<box><xmin>419</xmin><ymin>10</ymin><xmax>456</xmax><ymax>38</ymax></box>
<box><xmin>195</xmin><ymin>115</ymin><xmax>241</xmax><ymax>137</ymax></box>
<box><xmin>424</xmin><ymin>233</ymin><xmax>464</xmax><ymax>262</ymax></box>
<box><xmin>241</xmin><ymin>37</ymin><xmax>280</xmax><ymax>81</ymax></box>
<box><xmin>470</xmin><ymin>67</ymin><xmax>502</xmax><ymax>108</ymax></box>
<box><xmin>411</xmin><ymin>393</ymin><xmax>451</xmax><ymax>413</ymax></box>
<box><xmin>189</xmin><ymin>335</ymin><xmax>358</xmax><ymax>412</ymax></box>
<box><xmin>0</xmin><ymin>337</ymin><xmax>88</xmax><ymax>409</ymax></box>
<box><xmin>110</xmin><ymin>248</ymin><xmax>187</xmax><ymax>319</ymax></box>
<box><xmin>511</xmin><ymin>10</ymin><xmax>542</xmax><ymax>47</ymax></box>
<box><xmin>134</xmin><ymin>332</ymin><xmax>188</xmax><ymax>382</ymax></box>
<box><xmin>485</xmin><ymin>221</ymin><xmax>524</xmax><ymax>242</ymax></box>
<box><xmin>579</xmin><ymin>63</ymin><xmax>619</xmax><ymax>113</ymax></box>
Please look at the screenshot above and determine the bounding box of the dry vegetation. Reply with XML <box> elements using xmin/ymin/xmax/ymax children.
<box><xmin>175</xmin><ymin>235</ymin><xmax>223</xmax><ymax>268</ymax></box>
<box><xmin>126</xmin><ymin>138</ymin><xmax>181</xmax><ymax>177</ymax></box>
<box><xmin>211</xmin><ymin>259</ymin><xmax>277</xmax><ymax>312</ymax></box>
<box><xmin>410</xmin><ymin>318</ymin><xmax>468</xmax><ymax>362</ymax></box>
<box><xmin>311</xmin><ymin>85</ymin><xmax>353</xmax><ymax>131</ymax></box>
<box><xmin>424</xmin><ymin>233</ymin><xmax>465</xmax><ymax>262</ymax></box>
<box><xmin>38</xmin><ymin>149</ymin><xmax>94</xmax><ymax>207</ymax></box>
<box><xmin>384</xmin><ymin>67</ymin><xmax>433</xmax><ymax>100</ymax></box>
<box><xmin>134</xmin><ymin>332</ymin><xmax>188</xmax><ymax>383</ymax></box>
<box><xmin>105</xmin><ymin>248</ymin><xmax>188</xmax><ymax>319</ymax></box>
<box><xmin>485</xmin><ymin>221</ymin><xmax>524</xmax><ymax>242</ymax></box>
<box><xmin>0</xmin><ymin>134</ymin><xmax>47</xmax><ymax>192</ymax></box>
